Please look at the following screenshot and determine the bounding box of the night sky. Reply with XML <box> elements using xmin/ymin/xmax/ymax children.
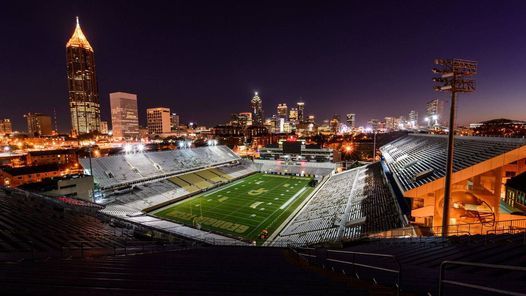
<box><xmin>1</xmin><ymin>0</ymin><xmax>526</xmax><ymax>132</ymax></box>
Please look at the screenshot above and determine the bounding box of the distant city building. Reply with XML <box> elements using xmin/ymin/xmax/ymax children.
<box><xmin>472</xmin><ymin>118</ymin><xmax>526</xmax><ymax>137</ymax></box>
<box><xmin>297</xmin><ymin>101</ymin><xmax>305</xmax><ymax>123</ymax></box>
<box><xmin>408</xmin><ymin>110</ymin><xmax>418</xmax><ymax>128</ymax></box>
<box><xmin>329</xmin><ymin>114</ymin><xmax>341</xmax><ymax>133</ymax></box>
<box><xmin>66</xmin><ymin>17</ymin><xmax>101</xmax><ymax>136</ymax></box>
<box><xmin>170</xmin><ymin>113</ymin><xmax>180</xmax><ymax>132</ymax></box>
<box><xmin>147</xmin><ymin>107</ymin><xmax>171</xmax><ymax>135</ymax></box>
<box><xmin>368</xmin><ymin>119</ymin><xmax>381</xmax><ymax>131</ymax></box>
<box><xmin>237</xmin><ymin>112</ymin><xmax>253</xmax><ymax>129</ymax></box>
<box><xmin>277</xmin><ymin>103</ymin><xmax>288</xmax><ymax>120</ymax></box>
<box><xmin>24</xmin><ymin>113</ymin><xmax>53</xmax><ymax>137</ymax></box>
<box><xmin>250</xmin><ymin>92</ymin><xmax>264</xmax><ymax>126</ymax></box>
<box><xmin>0</xmin><ymin>119</ymin><xmax>13</xmax><ymax>135</ymax></box>
<box><xmin>278</xmin><ymin>117</ymin><xmax>286</xmax><ymax>133</ymax></box>
<box><xmin>346</xmin><ymin>113</ymin><xmax>356</xmax><ymax>129</ymax></box>
<box><xmin>425</xmin><ymin>98</ymin><xmax>444</xmax><ymax>127</ymax></box>
<box><xmin>384</xmin><ymin>117</ymin><xmax>396</xmax><ymax>131</ymax></box>
<box><xmin>0</xmin><ymin>164</ymin><xmax>62</xmax><ymax>187</ymax></box>
<box><xmin>100</xmin><ymin>121</ymin><xmax>108</xmax><ymax>134</ymax></box>
<box><xmin>110</xmin><ymin>92</ymin><xmax>139</xmax><ymax>139</ymax></box>
<box><xmin>289</xmin><ymin>108</ymin><xmax>298</xmax><ymax>124</ymax></box>
<box><xmin>307</xmin><ymin>115</ymin><xmax>315</xmax><ymax>124</ymax></box>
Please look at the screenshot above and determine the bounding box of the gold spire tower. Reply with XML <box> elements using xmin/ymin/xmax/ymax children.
<box><xmin>66</xmin><ymin>17</ymin><xmax>101</xmax><ymax>136</ymax></box>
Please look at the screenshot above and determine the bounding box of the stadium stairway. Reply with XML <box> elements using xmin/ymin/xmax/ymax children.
<box><xmin>0</xmin><ymin>246</ymin><xmax>407</xmax><ymax>296</ymax></box>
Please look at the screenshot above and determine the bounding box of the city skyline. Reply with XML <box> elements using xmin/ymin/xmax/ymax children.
<box><xmin>2</xmin><ymin>1</ymin><xmax>526</xmax><ymax>132</ymax></box>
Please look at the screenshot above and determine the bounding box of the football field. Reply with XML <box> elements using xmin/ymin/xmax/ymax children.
<box><xmin>153</xmin><ymin>173</ymin><xmax>313</xmax><ymax>244</ymax></box>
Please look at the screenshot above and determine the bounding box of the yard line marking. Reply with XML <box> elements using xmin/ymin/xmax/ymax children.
<box><xmin>280</xmin><ymin>187</ymin><xmax>307</xmax><ymax>210</ymax></box>
<box><xmin>203</xmin><ymin>180</ymin><xmax>244</xmax><ymax>196</ymax></box>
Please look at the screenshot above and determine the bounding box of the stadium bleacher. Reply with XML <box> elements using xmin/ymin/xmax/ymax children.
<box><xmin>381</xmin><ymin>134</ymin><xmax>526</xmax><ymax>191</ymax></box>
<box><xmin>296</xmin><ymin>233</ymin><xmax>526</xmax><ymax>295</ymax></box>
<box><xmin>80</xmin><ymin>146</ymin><xmax>240</xmax><ymax>190</ymax></box>
<box><xmin>254</xmin><ymin>159</ymin><xmax>335</xmax><ymax>178</ymax></box>
<box><xmin>0</xmin><ymin>188</ymin><xmax>182</xmax><ymax>261</ymax></box>
<box><xmin>275</xmin><ymin>163</ymin><xmax>405</xmax><ymax>246</ymax></box>
<box><xmin>0</xmin><ymin>246</ymin><xmax>366</xmax><ymax>296</ymax></box>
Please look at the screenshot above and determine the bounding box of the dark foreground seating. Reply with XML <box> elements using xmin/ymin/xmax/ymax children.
<box><xmin>0</xmin><ymin>247</ymin><xmax>366</xmax><ymax>296</ymax></box>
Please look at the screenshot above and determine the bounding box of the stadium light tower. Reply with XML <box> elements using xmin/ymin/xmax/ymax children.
<box><xmin>432</xmin><ymin>58</ymin><xmax>477</xmax><ymax>237</ymax></box>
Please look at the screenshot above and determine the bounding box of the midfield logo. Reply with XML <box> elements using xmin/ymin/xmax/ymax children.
<box><xmin>248</xmin><ymin>188</ymin><xmax>269</xmax><ymax>196</ymax></box>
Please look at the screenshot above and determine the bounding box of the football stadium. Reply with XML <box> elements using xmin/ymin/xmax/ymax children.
<box><xmin>1</xmin><ymin>136</ymin><xmax>526</xmax><ymax>295</ymax></box>
<box><xmin>153</xmin><ymin>173</ymin><xmax>314</xmax><ymax>243</ymax></box>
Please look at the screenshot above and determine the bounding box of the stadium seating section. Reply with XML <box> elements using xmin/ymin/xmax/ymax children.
<box><xmin>323</xmin><ymin>233</ymin><xmax>526</xmax><ymax>295</ymax></box>
<box><xmin>254</xmin><ymin>159</ymin><xmax>335</xmax><ymax>177</ymax></box>
<box><xmin>0</xmin><ymin>246</ymin><xmax>365</xmax><ymax>296</ymax></box>
<box><xmin>100</xmin><ymin>163</ymin><xmax>258</xmax><ymax>218</ymax></box>
<box><xmin>275</xmin><ymin>163</ymin><xmax>404</xmax><ymax>245</ymax></box>
<box><xmin>80</xmin><ymin>146</ymin><xmax>240</xmax><ymax>189</ymax></box>
<box><xmin>381</xmin><ymin>134</ymin><xmax>526</xmax><ymax>191</ymax></box>
<box><xmin>0</xmin><ymin>188</ymin><xmax>167</xmax><ymax>261</ymax></box>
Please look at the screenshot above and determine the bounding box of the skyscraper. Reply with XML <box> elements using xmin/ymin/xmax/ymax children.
<box><xmin>425</xmin><ymin>99</ymin><xmax>445</xmax><ymax>127</ymax></box>
<box><xmin>250</xmin><ymin>92</ymin><xmax>263</xmax><ymax>126</ymax></box>
<box><xmin>147</xmin><ymin>107</ymin><xmax>171</xmax><ymax>135</ymax></box>
<box><xmin>24</xmin><ymin>113</ymin><xmax>53</xmax><ymax>137</ymax></box>
<box><xmin>0</xmin><ymin>119</ymin><xmax>13</xmax><ymax>135</ymax></box>
<box><xmin>408</xmin><ymin>110</ymin><xmax>418</xmax><ymax>128</ymax></box>
<box><xmin>100</xmin><ymin>121</ymin><xmax>109</xmax><ymax>134</ymax></box>
<box><xmin>346</xmin><ymin>113</ymin><xmax>356</xmax><ymax>129</ymax></box>
<box><xmin>277</xmin><ymin>103</ymin><xmax>288</xmax><ymax>120</ymax></box>
<box><xmin>66</xmin><ymin>17</ymin><xmax>101</xmax><ymax>136</ymax></box>
<box><xmin>110</xmin><ymin>92</ymin><xmax>139</xmax><ymax>139</ymax></box>
<box><xmin>289</xmin><ymin>108</ymin><xmax>298</xmax><ymax>123</ymax></box>
<box><xmin>170</xmin><ymin>113</ymin><xmax>180</xmax><ymax>132</ymax></box>
<box><xmin>297</xmin><ymin>101</ymin><xmax>305</xmax><ymax>123</ymax></box>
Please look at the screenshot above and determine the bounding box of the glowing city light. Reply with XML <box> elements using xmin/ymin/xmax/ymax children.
<box><xmin>124</xmin><ymin>144</ymin><xmax>133</xmax><ymax>153</ymax></box>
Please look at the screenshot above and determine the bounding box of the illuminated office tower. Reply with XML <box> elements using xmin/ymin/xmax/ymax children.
<box><xmin>0</xmin><ymin>119</ymin><xmax>13</xmax><ymax>135</ymax></box>
<box><xmin>110</xmin><ymin>92</ymin><xmax>139</xmax><ymax>139</ymax></box>
<box><xmin>250</xmin><ymin>92</ymin><xmax>264</xmax><ymax>126</ymax></box>
<box><xmin>408</xmin><ymin>110</ymin><xmax>418</xmax><ymax>128</ymax></box>
<box><xmin>277</xmin><ymin>103</ymin><xmax>288</xmax><ymax>120</ymax></box>
<box><xmin>297</xmin><ymin>101</ymin><xmax>305</xmax><ymax>123</ymax></box>
<box><xmin>289</xmin><ymin>108</ymin><xmax>298</xmax><ymax>124</ymax></box>
<box><xmin>425</xmin><ymin>99</ymin><xmax>444</xmax><ymax>127</ymax></box>
<box><xmin>100</xmin><ymin>121</ymin><xmax>109</xmax><ymax>134</ymax></box>
<box><xmin>171</xmin><ymin>113</ymin><xmax>180</xmax><ymax>131</ymax></box>
<box><xmin>147</xmin><ymin>107</ymin><xmax>171</xmax><ymax>135</ymax></box>
<box><xmin>66</xmin><ymin>17</ymin><xmax>101</xmax><ymax>136</ymax></box>
<box><xmin>24</xmin><ymin>113</ymin><xmax>53</xmax><ymax>137</ymax></box>
<box><xmin>346</xmin><ymin>113</ymin><xmax>356</xmax><ymax>129</ymax></box>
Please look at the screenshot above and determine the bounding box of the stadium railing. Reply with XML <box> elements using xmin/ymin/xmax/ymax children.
<box><xmin>291</xmin><ymin>246</ymin><xmax>401</xmax><ymax>295</ymax></box>
<box><xmin>61</xmin><ymin>239</ymin><xmax>195</xmax><ymax>259</ymax></box>
<box><xmin>432</xmin><ymin>218</ymin><xmax>526</xmax><ymax>237</ymax></box>
<box><xmin>439</xmin><ymin>261</ymin><xmax>526</xmax><ymax>296</ymax></box>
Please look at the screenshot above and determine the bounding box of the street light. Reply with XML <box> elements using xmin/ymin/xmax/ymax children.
<box><xmin>433</xmin><ymin>58</ymin><xmax>477</xmax><ymax>237</ymax></box>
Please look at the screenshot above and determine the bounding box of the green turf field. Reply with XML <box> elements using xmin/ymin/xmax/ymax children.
<box><xmin>153</xmin><ymin>173</ymin><xmax>313</xmax><ymax>244</ymax></box>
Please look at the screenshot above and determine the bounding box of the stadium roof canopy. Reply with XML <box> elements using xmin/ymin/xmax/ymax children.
<box><xmin>380</xmin><ymin>134</ymin><xmax>526</xmax><ymax>197</ymax></box>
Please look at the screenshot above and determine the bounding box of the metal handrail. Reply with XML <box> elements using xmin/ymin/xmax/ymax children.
<box><xmin>439</xmin><ymin>260</ymin><xmax>526</xmax><ymax>296</ymax></box>
<box><xmin>433</xmin><ymin>218</ymin><xmax>526</xmax><ymax>236</ymax></box>
<box><xmin>295</xmin><ymin>247</ymin><xmax>401</xmax><ymax>295</ymax></box>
